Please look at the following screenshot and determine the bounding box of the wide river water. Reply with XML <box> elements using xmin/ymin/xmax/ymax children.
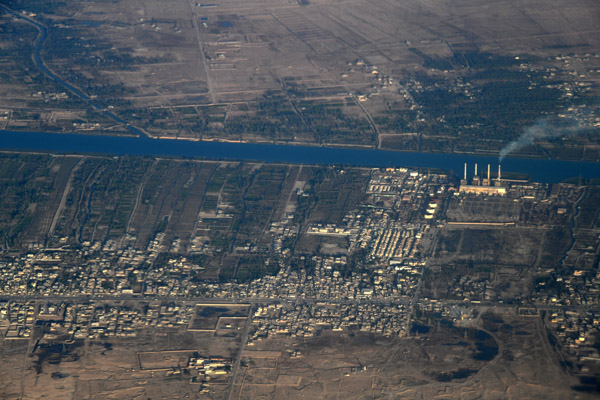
<box><xmin>1</xmin><ymin>130</ymin><xmax>600</xmax><ymax>183</ymax></box>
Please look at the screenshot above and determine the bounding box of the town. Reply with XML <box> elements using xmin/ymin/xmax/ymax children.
<box><xmin>0</xmin><ymin>153</ymin><xmax>599</xmax><ymax>397</ymax></box>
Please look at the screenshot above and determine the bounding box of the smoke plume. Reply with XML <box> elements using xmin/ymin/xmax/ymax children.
<box><xmin>498</xmin><ymin>110</ymin><xmax>593</xmax><ymax>162</ymax></box>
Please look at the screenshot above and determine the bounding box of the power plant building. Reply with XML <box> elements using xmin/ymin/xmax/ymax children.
<box><xmin>459</xmin><ymin>163</ymin><xmax>506</xmax><ymax>195</ymax></box>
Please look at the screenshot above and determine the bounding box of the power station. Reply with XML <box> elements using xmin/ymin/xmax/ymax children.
<box><xmin>459</xmin><ymin>163</ymin><xmax>506</xmax><ymax>195</ymax></box>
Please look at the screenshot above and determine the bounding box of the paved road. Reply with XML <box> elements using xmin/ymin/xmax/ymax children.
<box><xmin>225</xmin><ymin>304</ymin><xmax>254</xmax><ymax>400</ymax></box>
<box><xmin>1</xmin><ymin>294</ymin><xmax>599</xmax><ymax>314</ymax></box>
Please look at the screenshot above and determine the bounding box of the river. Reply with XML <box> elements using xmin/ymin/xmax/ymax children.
<box><xmin>0</xmin><ymin>4</ymin><xmax>145</xmax><ymax>137</ymax></box>
<box><xmin>1</xmin><ymin>129</ymin><xmax>600</xmax><ymax>183</ymax></box>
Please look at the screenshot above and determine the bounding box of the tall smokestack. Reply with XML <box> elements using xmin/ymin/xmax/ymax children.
<box><xmin>464</xmin><ymin>163</ymin><xmax>467</xmax><ymax>181</ymax></box>
<box><xmin>487</xmin><ymin>164</ymin><xmax>491</xmax><ymax>186</ymax></box>
<box><xmin>498</xmin><ymin>164</ymin><xmax>501</xmax><ymax>182</ymax></box>
<box><xmin>474</xmin><ymin>163</ymin><xmax>478</xmax><ymax>176</ymax></box>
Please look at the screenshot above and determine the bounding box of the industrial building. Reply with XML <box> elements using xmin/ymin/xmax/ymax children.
<box><xmin>459</xmin><ymin>163</ymin><xmax>506</xmax><ymax>195</ymax></box>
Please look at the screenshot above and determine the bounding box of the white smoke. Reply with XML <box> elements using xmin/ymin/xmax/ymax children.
<box><xmin>498</xmin><ymin>109</ymin><xmax>594</xmax><ymax>162</ymax></box>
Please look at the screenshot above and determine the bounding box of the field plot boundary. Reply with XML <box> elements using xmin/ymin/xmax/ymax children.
<box><xmin>188</xmin><ymin>303</ymin><xmax>250</xmax><ymax>331</ymax></box>
<box><xmin>137</xmin><ymin>350</ymin><xmax>198</xmax><ymax>371</ymax></box>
